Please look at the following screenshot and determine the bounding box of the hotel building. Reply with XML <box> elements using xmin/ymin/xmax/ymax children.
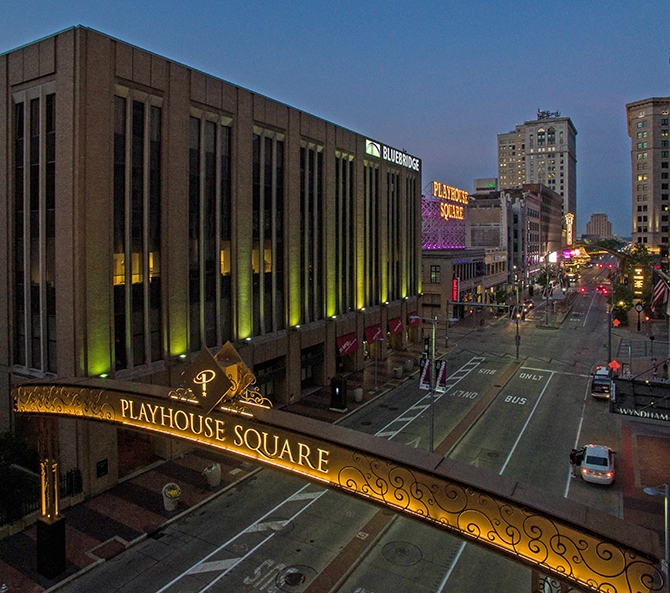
<box><xmin>497</xmin><ymin>112</ymin><xmax>577</xmax><ymax>244</ymax></box>
<box><xmin>626</xmin><ymin>97</ymin><xmax>670</xmax><ymax>256</ymax></box>
<box><xmin>0</xmin><ymin>27</ymin><xmax>421</xmax><ymax>493</ymax></box>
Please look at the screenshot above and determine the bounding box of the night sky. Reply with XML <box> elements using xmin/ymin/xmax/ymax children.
<box><xmin>2</xmin><ymin>0</ymin><xmax>668</xmax><ymax>236</ymax></box>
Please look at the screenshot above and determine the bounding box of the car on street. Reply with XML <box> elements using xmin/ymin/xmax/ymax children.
<box><xmin>591</xmin><ymin>366</ymin><xmax>614</xmax><ymax>399</ymax></box>
<box><xmin>580</xmin><ymin>444</ymin><xmax>615</xmax><ymax>485</ymax></box>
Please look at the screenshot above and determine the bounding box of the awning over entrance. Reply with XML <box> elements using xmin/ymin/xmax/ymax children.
<box><xmin>408</xmin><ymin>312</ymin><xmax>420</xmax><ymax>327</ymax></box>
<box><xmin>388</xmin><ymin>317</ymin><xmax>404</xmax><ymax>335</ymax></box>
<box><xmin>364</xmin><ymin>324</ymin><xmax>383</xmax><ymax>343</ymax></box>
<box><xmin>336</xmin><ymin>333</ymin><xmax>359</xmax><ymax>356</ymax></box>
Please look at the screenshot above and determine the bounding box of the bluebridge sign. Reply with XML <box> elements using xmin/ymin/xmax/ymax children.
<box><xmin>12</xmin><ymin>344</ymin><xmax>666</xmax><ymax>593</ymax></box>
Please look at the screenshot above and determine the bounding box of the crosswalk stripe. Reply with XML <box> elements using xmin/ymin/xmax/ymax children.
<box><xmin>187</xmin><ymin>557</ymin><xmax>241</xmax><ymax>574</ymax></box>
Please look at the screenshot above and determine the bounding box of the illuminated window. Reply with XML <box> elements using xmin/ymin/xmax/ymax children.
<box><xmin>114</xmin><ymin>93</ymin><xmax>162</xmax><ymax>370</ymax></box>
<box><xmin>252</xmin><ymin>127</ymin><xmax>285</xmax><ymax>336</ymax></box>
<box><xmin>430</xmin><ymin>265</ymin><xmax>441</xmax><ymax>283</ymax></box>
<box><xmin>189</xmin><ymin>114</ymin><xmax>233</xmax><ymax>350</ymax></box>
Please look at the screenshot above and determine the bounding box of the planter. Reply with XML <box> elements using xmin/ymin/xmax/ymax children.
<box><xmin>162</xmin><ymin>482</ymin><xmax>181</xmax><ymax>511</ymax></box>
<box><xmin>404</xmin><ymin>359</ymin><xmax>414</xmax><ymax>372</ymax></box>
<box><xmin>352</xmin><ymin>388</ymin><xmax>363</xmax><ymax>403</ymax></box>
<box><xmin>393</xmin><ymin>366</ymin><xmax>403</xmax><ymax>379</ymax></box>
<box><xmin>203</xmin><ymin>463</ymin><xmax>222</xmax><ymax>488</ymax></box>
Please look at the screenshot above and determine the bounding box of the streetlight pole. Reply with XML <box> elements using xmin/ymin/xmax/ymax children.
<box><xmin>429</xmin><ymin>316</ymin><xmax>437</xmax><ymax>453</ymax></box>
<box><xmin>515</xmin><ymin>282</ymin><xmax>520</xmax><ymax>361</ymax></box>
<box><xmin>644</xmin><ymin>483</ymin><xmax>670</xmax><ymax>593</ymax></box>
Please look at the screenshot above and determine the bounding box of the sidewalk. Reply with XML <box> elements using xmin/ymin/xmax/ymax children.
<box><xmin>0</xmin><ymin>449</ymin><xmax>257</xmax><ymax>593</ymax></box>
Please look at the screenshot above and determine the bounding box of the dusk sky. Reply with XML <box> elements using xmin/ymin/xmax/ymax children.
<box><xmin>2</xmin><ymin>0</ymin><xmax>668</xmax><ymax>236</ymax></box>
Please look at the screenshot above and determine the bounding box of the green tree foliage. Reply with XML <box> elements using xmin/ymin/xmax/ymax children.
<box><xmin>595</xmin><ymin>238</ymin><xmax>626</xmax><ymax>252</ymax></box>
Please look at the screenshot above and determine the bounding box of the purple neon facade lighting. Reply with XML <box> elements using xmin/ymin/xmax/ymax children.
<box><xmin>421</xmin><ymin>195</ymin><xmax>466</xmax><ymax>249</ymax></box>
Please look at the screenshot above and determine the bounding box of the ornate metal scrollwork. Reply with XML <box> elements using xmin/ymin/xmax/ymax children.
<box><xmin>337</xmin><ymin>452</ymin><xmax>664</xmax><ymax>593</ymax></box>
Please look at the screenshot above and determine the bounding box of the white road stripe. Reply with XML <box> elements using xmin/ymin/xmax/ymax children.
<box><xmin>187</xmin><ymin>558</ymin><xmax>241</xmax><ymax>574</ymax></box>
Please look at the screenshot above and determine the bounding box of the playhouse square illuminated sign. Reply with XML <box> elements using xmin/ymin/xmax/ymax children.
<box><xmin>432</xmin><ymin>181</ymin><xmax>468</xmax><ymax>222</ymax></box>
<box><xmin>365</xmin><ymin>139</ymin><xmax>420</xmax><ymax>171</ymax></box>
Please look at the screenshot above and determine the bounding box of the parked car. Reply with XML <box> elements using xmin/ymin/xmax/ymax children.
<box><xmin>523</xmin><ymin>299</ymin><xmax>534</xmax><ymax>311</ymax></box>
<box><xmin>580</xmin><ymin>444</ymin><xmax>615</xmax><ymax>485</ymax></box>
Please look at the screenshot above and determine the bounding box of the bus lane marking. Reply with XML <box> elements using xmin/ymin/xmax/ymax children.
<box><xmin>499</xmin><ymin>371</ymin><xmax>555</xmax><ymax>475</ymax></box>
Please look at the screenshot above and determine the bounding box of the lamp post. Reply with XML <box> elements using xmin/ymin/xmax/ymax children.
<box><xmin>644</xmin><ymin>483</ymin><xmax>670</xmax><ymax>592</ymax></box>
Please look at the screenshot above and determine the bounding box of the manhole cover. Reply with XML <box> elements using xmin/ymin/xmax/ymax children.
<box><xmin>382</xmin><ymin>541</ymin><xmax>422</xmax><ymax>566</ymax></box>
<box><xmin>276</xmin><ymin>565</ymin><xmax>316</xmax><ymax>591</ymax></box>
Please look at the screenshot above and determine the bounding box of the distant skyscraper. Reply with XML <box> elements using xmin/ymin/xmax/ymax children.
<box><xmin>497</xmin><ymin>111</ymin><xmax>577</xmax><ymax>241</ymax></box>
<box><xmin>626</xmin><ymin>97</ymin><xmax>670</xmax><ymax>256</ymax></box>
<box><xmin>585</xmin><ymin>214</ymin><xmax>612</xmax><ymax>240</ymax></box>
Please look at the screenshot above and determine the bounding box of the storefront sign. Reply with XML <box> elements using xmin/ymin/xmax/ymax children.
<box><xmin>633</xmin><ymin>267</ymin><xmax>645</xmax><ymax>297</ymax></box>
<box><xmin>388</xmin><ymin>317</ymin><xmax>404</xmax><ymax>335</ymax></box>
<box><xmin>433</xmin><ymin>181</ymin><xmax>467</xmax><ymax>222</ymax></box>
<box><xmin>452</xmin><ymin>277</ymin><xmax>460</xmax><ymax>302</ymax></box>
<box><xmin>336</xmin><ymin>333</ymin><xmax>359</xmax><ymax>356</ymax></box>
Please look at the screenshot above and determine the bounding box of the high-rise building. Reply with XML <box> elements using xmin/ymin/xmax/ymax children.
<box><xmin>585</xmin><ymin>213</ymin><xmax>613</xmax><ymax>240</ymax></box>
<box><xmin>626</xmin><ymin>97</ymin><xmax>670</xmax><ymax>256</ymax></box>
<box><xmin>497</xmin><ymin>111</ymin><xmax>577</xmax><ymax>243</ymax></box>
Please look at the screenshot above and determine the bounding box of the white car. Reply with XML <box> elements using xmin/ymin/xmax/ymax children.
<box><xmin>580</xmin><ymin>444</ymin><xmax>615</xmax><ymax>485</ymax></box>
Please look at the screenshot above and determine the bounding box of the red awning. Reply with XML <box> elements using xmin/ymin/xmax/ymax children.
<box><xmin>364</xmin><ymin>324</ymin><xmax>383</xmax><ymax>343</ymax></box>
<box><xmin>408</xmin><ymin>312</ymin><xmax>420</xmax><ymax>327</ymax></box>
<box><xmin>336</xmin><ymin>333</ymin><xmax>359</xmax><ymax>356</ymax></box>
<box><xmin>388</xmin><ymin>317</ymin><xmax>404</xmax><ymax>335</ymax></box>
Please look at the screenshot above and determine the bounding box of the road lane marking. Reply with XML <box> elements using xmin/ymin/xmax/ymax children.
<box><xmin>436</xmin><ymin>541</ymin><xmax>466</xmax><ymax>592</ymax></box>
<box><xmin>154</xmin><ymin>483</ymin><xmax>325</xmax><ymax>593</ymax></box>
<box><xmin>374</xmin><ymin>356</ymin><xmax>484</xmax><ymax>440</ymax></box>
<box><xmin>564</xmin><ymin>379</ymin><xmax>591</xmax><ymax>499</ymax></box>
<box><xmin>499</xmin><ymin>371</ymin><xmax>555</xmax><ymax>475</ymax></box>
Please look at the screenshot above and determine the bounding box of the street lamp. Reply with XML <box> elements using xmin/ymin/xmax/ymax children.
<box><xmin>644</xmin><ymin>483</ymin><xmax>670</xmax><ymax>592</ymax></box>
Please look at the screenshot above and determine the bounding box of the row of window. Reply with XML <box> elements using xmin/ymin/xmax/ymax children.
<box><xmin>13</xmin><ymin>90</ymin><xmax>419</xmax><ymax>375</ymax></box>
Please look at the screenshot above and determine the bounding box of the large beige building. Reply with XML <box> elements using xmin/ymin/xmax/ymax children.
<box><xmin>585</xmin><ymin>213</ymin><xmax>613</xmax><ymax>240</ymax></box>
<box><xmin>497</xmin><ymin>112</ymin><xmax>577</xmax><ymax>243</ymax></box>
<box><xmin>626</xmin><ymin>97</ymin><xmax>670</xmax><ymax>256</ymax></box>
<box><xmin>0</xmin><ymin>27</ymin><xmax>422</xmax><ymax>494</ymax></box>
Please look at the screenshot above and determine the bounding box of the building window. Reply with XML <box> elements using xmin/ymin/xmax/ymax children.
<box><xmin>13</xmin><ymin>92</ymin><xmax>57</xmax><ymax>373</ymax></box>
<box><xmin>300</xmin><ymin>141</ymin><xmax>324</xmax><ymax>324</ymax></box>
<box><xmin>114</xmin><ymin>94</ymin><xmax>162</xmax><ymax>370</ymax></box>
<box><xmin>662</xmin><ymin>141</ymin><xmax>669</xmax><ymax>148</ymax></box>
<box><xmin>637</xmin><ymin>131</ymin><xmax>648</xmax><ymax>138</ymax></box>
<box><xmin>547</xmin><ymin>127</ymin><xmax>555</xmax><ymax>145</ymax></box>
<box><xmin>430</xmin><ymin>265</ymin><xmax>441</xmax><ymax>283</ymax></box>
<box><xmin>188</xmin><ymin>113</ymin><xmax>233</xmax><ymax>351</ymax></box>
<box><xmin>662</xmin><ymin>130</ymin><xmax>669</xmax><ymax>137</ymax></box>
<box><xmin>364</xmin><ymin>161</ymin><xmax>380</xmax><ymax>307</ymax></box>
<box><xmin>252</xmin><ymin>127</ymin><xmax>285</xmax><ymax>335</ymax></box>
<box><xmin>638</xmin><ymin>142</ymin><xmax>648</xmax><ymax>149</ymax></box>
<box><xmin>335</xmin><ymin>151</ymin><xmax>354</xmax><ymax>315</ymax></box>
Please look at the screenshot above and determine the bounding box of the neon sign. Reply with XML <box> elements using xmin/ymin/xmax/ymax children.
<box><xmin>433</xmin><ymin>181</ymin><xmax>467</xmax><ymax>222</ymax></box>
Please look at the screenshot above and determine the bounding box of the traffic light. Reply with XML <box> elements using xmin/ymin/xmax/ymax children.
<box><xmin>424</xmin><ymin>336</ymin><xmax>430</xmax><ymax>352</ymax></box>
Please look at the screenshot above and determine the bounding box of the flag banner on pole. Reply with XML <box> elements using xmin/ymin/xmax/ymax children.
<box><xmin>434</xmin><ymin>361</ymin><xmax>449</xmax><ymax>393</ymax></box>
<box><xmin>651</xmin><ymin>273</ymin><xmax>668</xmax><ymax>312</ymax></box>
<box><xmin>419</xmin><ymin>358</ymin><xmax>431</xmax><ymax>390</ymax></box>
<box><xmin>509</xmin><ymin>306</ymin><xmax>517</xmax><ymax>320</ymax></box>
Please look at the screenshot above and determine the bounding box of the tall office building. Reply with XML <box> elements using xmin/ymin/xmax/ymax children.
<box><xmin>0</xmin><ymin>27</ymin><xmax>422</xmax><ymax>495</ymax></box>
<box><xmin>585</xmin><ymin>213</ymin><xmax>613</xmax><ymax>240</ymax></box>
<box><xmin>626</xmin><ymin>97</ymin><xmax>670</xmax><ymax>256</ymax></box>
<box><xmin>497</xmin><ymin>111</ymin><xmax>577</xmax><ymax>243</ymax></box>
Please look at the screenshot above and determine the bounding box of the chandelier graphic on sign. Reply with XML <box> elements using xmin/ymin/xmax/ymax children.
<box><xmin>173</xmin><ymin>342</ymin><xmax>272</xmax><ymax>416</ymax></box>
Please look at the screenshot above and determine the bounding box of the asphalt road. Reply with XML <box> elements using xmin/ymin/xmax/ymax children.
<box><xmin>56</xmin><ymin>267</ymin><xmax>624</xmax><ymax>593</ymax></box>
